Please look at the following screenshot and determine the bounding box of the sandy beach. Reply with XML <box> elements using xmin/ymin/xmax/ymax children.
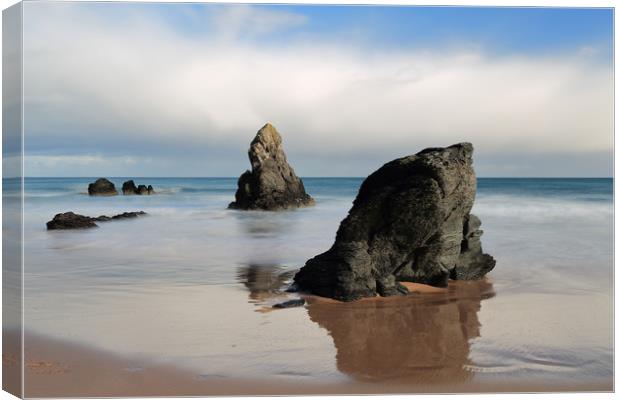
<box><xmin>3</xmin><ymin>278</ymin><xmax>611</xmax><ymax>397</ymax></box>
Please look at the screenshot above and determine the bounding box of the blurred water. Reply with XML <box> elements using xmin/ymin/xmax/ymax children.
<box><xmin>17</xmin><ymin>177</ymin><xmax>613</xmax><ymax>388</ymax></box>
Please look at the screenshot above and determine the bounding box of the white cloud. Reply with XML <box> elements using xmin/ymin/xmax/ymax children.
<box><xmin>21</xmin><ymin>3</ymin><xmax>613</xmax><ymax>176</ymax></box>
<box><xmin>23</xmin><ymin>154</ymin><xmax>150</xmax><ymax>177</ymax></box>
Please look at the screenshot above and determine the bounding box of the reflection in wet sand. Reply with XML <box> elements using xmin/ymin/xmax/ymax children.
<box><xmin>236</xmin><ymin>264</ymin><xmax>294</xmax><ymax>301</ymax></box>
<box><xmin>233</xmin><ymin>212</ymin><xmax>297</xmax><ymax>237</ymax></box>
<box><xmin>306</xmin><ymin>279</ymin><xmax>494</xmax><ymax>384</ymax></box>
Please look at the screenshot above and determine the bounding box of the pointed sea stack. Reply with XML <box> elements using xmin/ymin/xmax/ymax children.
<box><xmin>294</xmin><ymin>143</ymin><xmax>495</xmax><ymax>302</ymax></box>
<box><xmin>229</xmin><ymin>123</ymin><xmax>314</xmax><ymax>210</ymax></box>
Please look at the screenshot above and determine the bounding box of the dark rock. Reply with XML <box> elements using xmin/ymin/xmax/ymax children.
<box><xmin>228</xmin><ymin>123</ymin><xmax>314</xmax><ymax>210</ymax></box>
<box><xmin>273</xmin><ymin>299</ymin><xmax>305</xmax><ymax>309</ymax></box>
<box><xmin>294</xmin><ymin>143</ymin><xmax>496</xmax><ymax>301</ymax></box>
<box><xmin>122</xmin><ymin>180</ymin><xmax>155</xmax><ymax>195</ymax></box>
<box><xmin>285</xmin><ymin>283</ymin><xmax>300</xmax><ymax>293</ymax></box>
<box><xmin>110</xmin><ymin>211</ymin><xmax>147</xmax><ymax>220</ymax></box>
<box><xmin>122</xmin><ymin>180</ymin><xmax>138</xmax><ymax>195</ymax></box>
<box><xmin>88</xmin><ymin>178</ymin><xmax>117</xmax><ymax>196</ymax></box>
<box><xmin>48</xmin><ymin>211</ymin><xmax>147</xmax><ymax>230</ymax></box>
<box><xmin>46</xmin><ymin>212</ymin><xmax>98</xmax><ymax>230</ymax></box>
<box><xmin>453</xmin><ymin>214</ymin><xmax>496</xmax><ymax>279</ymax></box>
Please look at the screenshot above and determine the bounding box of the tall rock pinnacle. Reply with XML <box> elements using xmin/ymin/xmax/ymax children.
<box><xmin>229</xmin><ymin>123</ymin><xmax>315</xmax><ymax>210</ymax></box>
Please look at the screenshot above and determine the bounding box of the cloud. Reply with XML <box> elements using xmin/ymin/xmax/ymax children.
<box><xmin>207</xmin><ymin>4</ymin><xmax>308</xmax><ymax>40</ymax></box>
<box><xmin>21</xmin><ymin>3</ymin><xmax>613</xmax><ymax>176</ymax></box>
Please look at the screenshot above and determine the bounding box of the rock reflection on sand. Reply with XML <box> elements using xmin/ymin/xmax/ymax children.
<box><xmin>306</xmin><ymin>279</ymin><xmax>495</xmax><ymax>383</ymax></box>
<box><xmin>233</xmin><ymin>212</ymin><xmax>297</xmax><ymax>238</ymax></box>
<box><xmin>237</xmin><ymin>264</ymin><xmax>295</xmax><ymax>301</ymax></box>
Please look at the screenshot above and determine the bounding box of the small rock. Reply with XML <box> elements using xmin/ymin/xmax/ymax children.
<box><xmin>122</xmin><ymin>180</ymin><xmax>138</xmax><ymax>195</ymax></box>
<box><xmin>122</xmin><ymin>180</ymin><xmax>155</xmax><ymax>195</ymax></box>
<box><xmin>47</xmin><ymin>211</ymin><xmax>147</xmax><ymax>230</ymax></box>
<box><xmin>46</xmin><ymin>212</ymin><xmax>97</xmax><ymax>230</ymax></box>
<box><xmin>285</xmin><ymin>283</ymin><xmax>300</xmax><ymax>293</ymax></box>
<box><xmin>110</xmin><ymin>211</ymin><xmax>147</xmax><ymax>220</ymax></box>
<box><xmin>273</xmin><ymin>299</ymin><xmax>306</xmax><ymax>309</ymax></box>
<box><xmin>88</xmin><ymin>178</ymin><xmax>117</xmax><ymax>196</ymax></box>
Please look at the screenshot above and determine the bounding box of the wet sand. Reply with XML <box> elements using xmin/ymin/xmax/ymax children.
<box><xmin>5</xmin><ymin>279</ymin><xmax>612</xmax><ymax>397</ymax></box>
<box><xmin>6</xmin><ymin>333</ymin><xmax>612</xmax><ymax>397</ymax></box>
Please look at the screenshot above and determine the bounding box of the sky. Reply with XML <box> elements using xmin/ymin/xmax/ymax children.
<box><xmin>20</xmin><ymin>2</ymin><xmax>613</xmax><ymax>177</ymax></box>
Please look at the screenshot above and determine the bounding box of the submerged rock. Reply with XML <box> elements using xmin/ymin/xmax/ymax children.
<box><xmin>273</xmin><ymin>299</ymin><xmax>306</xmax><ymax>309</ymax></box>
<box><xmin>228</xmin><ymin>123</ymin><xmax>314</xmax><ymax>210</ymax></box>
<box><xmin>93</xmin><ymin>211</ymin><xmax>147</xmax><ymax>221</ymax></box>
<box><xmin>47</xmin><ymin>211</ymin><xmax>147</xmax><ymax>230</ymax></box>
<box><xmin>122</xmin><ymin>180</ymin><xmax>155</xmax><ymax>195</ymax></box>
<box><xmin>88</xmin><ymin>178</ymin><xmax>117</xmax><ymax>196</ymax></box>
<box><xmin>294</xmin><ymin>143</ymin><xmax>495</xmax><ymax>301</ymax></box>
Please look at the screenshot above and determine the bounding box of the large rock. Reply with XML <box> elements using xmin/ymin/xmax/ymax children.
<box><xmin>88</xmin><ymin>178</ymin><xmax>118</xmax><ymax>196</ymax></box>
<box><xmin>228</xmin><ymin>123</ymin><xmax>314</xmax><ymax>210</ymax></box>
<box><xmin>294</xmin><ymin>143</ymin><xmax>495</xmax><ymax>301</ymax></box>
<box><xmin>47</xmin><ymin>211</ymin><xmax>147</xmax><ymax>230</ymax></box>
<box><xmin>122</xmin><ymin>180</ymin><xmax>155</xmax><ymax>195</ymax></box>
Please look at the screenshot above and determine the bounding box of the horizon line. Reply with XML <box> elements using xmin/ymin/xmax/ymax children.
<box><xmin>13</xmin><ymin>176</ymin><xmax>615</xmax><ymax>179</ymax></box>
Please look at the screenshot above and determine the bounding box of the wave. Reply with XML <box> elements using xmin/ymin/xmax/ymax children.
<box><xmin>474</xmin><ymin>195</ymin><xmax>612</xmax><ymax>222</ymax></box>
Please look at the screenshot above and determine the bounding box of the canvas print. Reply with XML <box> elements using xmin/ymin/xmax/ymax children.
<box><xmin>2</xmin><ymin>1</ymin><xmax>614</xmax><ymax>397</ymax></box>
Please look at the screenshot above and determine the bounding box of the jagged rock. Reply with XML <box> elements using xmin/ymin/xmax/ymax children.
<box><xmin>453</xmin><ymin>214</ymin><xmax>496</xmax><ymax>279</ymax></box>
<box><xmin>294</xmin><ymin>143</ymin><xmax>496</xmax><ymax>301</ymax></box>
<box><xmin>88</xmin><ymin>178</ymin><xmax>117</xmax><ymax>196</ymax></box>
<box><xmin>46</xmin><ymin>212</ymin><xmax>97</xmax><ymax>230</ymax></box>
<box><xmin>228</xmin><ymin>123</ymin><xmax>314</xmax><ymax>210</ymax></box>
<box><xmin>47</xmin><ymin>211</ymin><xmax>147</xmax><ymax>230</ymax></box>
<box><xmin>122</xmin><ymin>180</ymin><xmax>155</xmax><ymax>195</ymax></box>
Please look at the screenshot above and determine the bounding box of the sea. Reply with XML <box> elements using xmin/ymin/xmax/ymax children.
<box><xmin>8</xmin><ymin>177</ymin><xmax>614</xmax><ymax>389</ymax></box>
